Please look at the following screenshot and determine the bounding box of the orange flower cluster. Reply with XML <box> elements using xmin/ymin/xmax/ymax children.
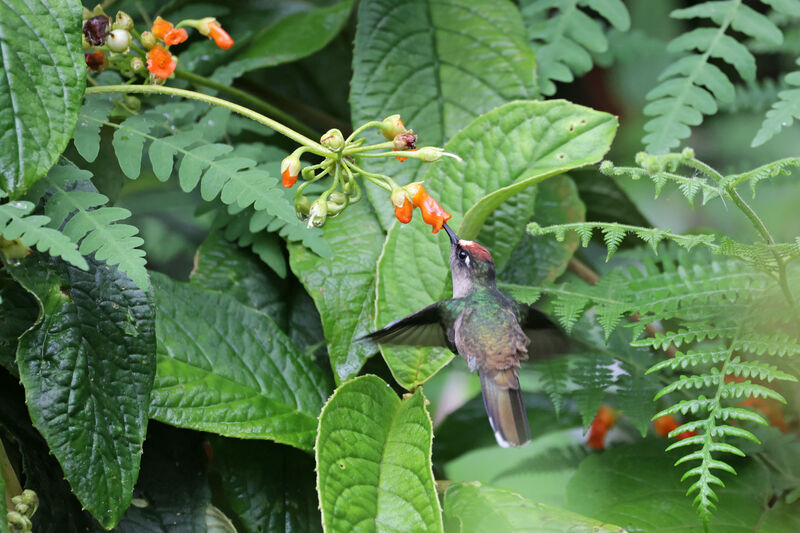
<box><xmin>653</xmin><ymin>415</ymin><xmax>697</xmax><ymax>440</ymax></box>
<box><xmin>147</xmin><ymin>45</ymin><xmax>177</xmax><ymax>80</ymax></box>
<box><xmin>152</xmin><ymin>16</ymin><xmax>188</xmax><ymax>46</ymax></box>
<box><xmin>394</xmin><ymin>183</ymin><xmax>451</xmax><ymax>233</ymax></box>
<box><xmin>586</xmin><ymin>405</ymin><xmax>617</xmax><ymax>450</ymax></box>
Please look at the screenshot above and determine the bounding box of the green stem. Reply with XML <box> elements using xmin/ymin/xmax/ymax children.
<box><xmin>84</xmin><ymin>84</ymin><xmax>330</xmax><ymax>157</ymax></box>
<box><xmin>173</xmin><ymin>69</ymin><xmax>319</xmax><ymax>140</ymax></box>
<box><xmin>344</xmin><ymin>161</ymin><xmax>394</xmax><ymax>191</ymax></box>
<box><xmin>345</xmin><ymin>121</ymin><xmax>383</xmax><ymax>144</ymax></box>
<box><xmin>344</xmin><ymin>141</ymin><xmax>395</xmax><ymax>155</ymax></box>
<box><xmin>727</xmin><ymin>186</ymin><xmax>799</xmax><ymax>322</ymax></box>
<box><xmin>1</xmin><ymin>437</ymin><xmax>22</xmax><ymax>508</ymax></box>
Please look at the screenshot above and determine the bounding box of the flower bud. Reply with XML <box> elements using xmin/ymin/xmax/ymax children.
<box><xmin>140</xmin><ymin>31</ymin><xmax>157</xmax><ymax>49</ymax></box>
<box><xmin>196</xmin><ymin>18</ymin><xmax>234</xmax><ymax>49</ymax></box>
<box><xmin>6</xmin><ymin>511</ymin><xmax>31</xmax><ymax>530</ymax></box>
<box><xmin>301</xmin><ymin>165</ymin><xmax>316</xmax><ymax>181</ymax></box>
<box><xmin>130</xmin><ymin>56</ymin><xmax>145</xmax><ymax>73</ymax></box>
<box><xmin>83</xmin><ymin>15</ymin><xmax>110</xmax><ymax>46</ymax></box>
<box><xmin>295</xmin><ymin>195</ymin><xmax>311</xmax><ymax>218</ymax></box>
<box><xmin>417</xmin><ymin>146</ymin><xmax>444</xmax><ymax>162</ymax></box>
<box><xmin>393</xmin><ymin>131</ymin><xmax>417</xmax><ymax>151</ymax></box>
<box><xmin>390</xmin><ymin>187</ymin><xmax>408</xmax><ymax>208</ymax></box>
<box><xmin>113</xmin><ymin>10</ymin><xmax>133</xmax><ymax>31</ymax></box>
<box><xmin>92</xmin><ymin>4</ymin><xmax>105</xmax><ymax>16</ymax></box>
<box><xmin>321</xmin><ymin>128</ymin><xmax>344</xmax><ymax>151</ymax></box>
<box><xmin>379</xmin><ymin>114</ymin><xmax>405</xmax><ymax>140</ymax></box>
<box><xmin>308</xmin><ymin>199</ymin><xmax>328</xmax><ymax>228</ymax></box>
<box><xmin>107</xmin><ymin>29</ymin><xmax>131</xmax><ymax>53</ymax></box>
<box><xmin>342</xmin><ymin>179</ymin><xmax>355</xmax><ymax>195</ymax></box>
<box><xmin>84</xmin><ymin>50</ymin><xmax>108</xmax><ymax>72</ymax></box>
<box><xmin>124</xmin><ymin>95</ymin><xmax>141</xmax><ymax>112</ymax></box>
<box><xmin>281</xmin><ymin>155</ymin><xmax>301</xmax><ymax>188</ymax></box>
<box><xmin>327</xmin><ymin>192</ymin><xmax>348</xmax><ymax>216</ymax></box>
<box><xmin>83</xmin><ymin>7</ymin><xmax>93</xmax><ymax>20</ymax></box>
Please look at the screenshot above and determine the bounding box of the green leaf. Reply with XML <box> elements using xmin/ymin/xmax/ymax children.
<box><xmin>6</xmin><ymin>253</ymin><xmax>156</xmax><ymax>529</ymax></box>
<box><xmin>571</xmin><ymin>171</ymin><xmax>650</xmax><ymax>227</ymax></box>
<box><xmin>0</xmin><ymin>455</ymin><xmax>7</xmax><ymax>533</ymax></box>
<box><xmin>351</xmin><ymin>0</ymin><xmax>539</xmax><ymax>227</ymax></box>
<box><xmin>0</xmin><ymin>273</ymin><xmax>37</xmax><ymax>376</ymax></box>
<box><xmin>30</xmin><ymin>165</ymin><xmax>148</xmax><ymax>290</ymax></box>
<box><xmin>752</xmin><ymin>59</ymin><xmax>800</xmax><ymax>147</ymax></box>
<box><xmin>149</xmin><ymin>273</ymin><xmax>331</xmax><ymax>452</ymax></box>
<box><xmin>376</xmin><ymin>101</ymin><xmax>616</xmax><ymax>389</ymax></box>
<box><xmin>444</xmin><ymin>429</ymin><xmax>587</xmax><ymax>508</ymax></box>
<box><xmin>213</xmin><ymin>1</ymin><xmax>354</xmax><ymax>84</ymax></box>
<box><xmin>288</xmin><ymin>202</ymin><xmax>385</xmax><ymax>383</ymax></box>
<box><xmin>73</xmin><ymin>94</ymin><xmax>115</xmax><ymax>163</ymax></box>
<box><xmin>442</xmin><ymin>482</ymin><xmax>625</xmax><ymax>533</ymax></box>
<box><xmin>0</xmin><ymin>0</ymin><xmax>85</xmax><ymax>197</ymax></box>
<box><xmin>316</xmin><ymin>376</ymin><xmax>441</xmax><ymax>533</ymax></box>
<box><xmin>112</xmin><ymin>423</ymin><xmax>210</xmax><ymax>532</ymax></box>
<box><xmin>211</xmin><ymin>437</ymin><xmax>321</xmax><ymax>533</ymax></box>
<box><xmin>565</xmin><ymin>439</ymin><xmax>800</xmax><ymax>533</ymax></box>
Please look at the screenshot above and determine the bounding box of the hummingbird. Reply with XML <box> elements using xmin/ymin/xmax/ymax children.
<box><xmin>366</xmin><ymin>223</ymin><xmax>563</xmax><ymax>447</ymax></box>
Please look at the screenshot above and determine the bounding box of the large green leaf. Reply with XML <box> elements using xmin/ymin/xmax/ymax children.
<box><xmin>350</xmin><ymin>0</ymin><xmax>539</xmax><ymax>227</ymax></box>
<box><xmin>565</xmin><ymin>439</ymin><xmax>800</xmax><ymax>532</ymax></box>
<box><xmin>288</xmin><ymin>202</ymin><xmax>385</xmax><ymax>383</ymax></box>
<box><xmin>0</xmin><ymin>272</ymin><xmax>37</xmax><ymax>376</ymax></box>
<box><xmin>149</xmin><ymin>273</ymin><xmax>331</xmax><ymax>452</ymax></box>
<box><xmin>316</xmin><ymin>375</ymin><xmax>441</xmax><ymax>532</ymax></box>
<box><xmin>376</xmin><ymin>101</ymin><xmax>617</xmax><ymax>389</ymax></box>
<box><xmin>7</xmin><ymin>253</ymin><xmax>156</xmax><ymax>529</ymax></box>
<box><xmin>0</xmin><ymin>0</ymin><xmax>85</xmax><ymax>197</ymax></box>
<box><xmin>442</xmin><ymin>482</ymin><xmax>626</xmax><ymax>533</ymax></box>
<box><xmin>112</xmin><ymin>423</ymin><xmax>210</xmax><ymax>532</ymax></box>
<box><xmin>211</xmin><ymin>437</ymin><xmax>321</xmax><ymax>533</ymax></box>
<box><xmin>213</xmin><ymin>1</ymin><xmax>354</xmax><ymax>84</ymax></box>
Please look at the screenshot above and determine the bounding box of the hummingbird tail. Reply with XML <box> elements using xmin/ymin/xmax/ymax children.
<box><xmin>479</xmin><ymin>371</ymin><xmax>531</xmax><ymax>448</ymax></box>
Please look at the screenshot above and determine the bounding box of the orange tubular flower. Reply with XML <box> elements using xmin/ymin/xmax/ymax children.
<box><xmin>407</xmin><ymin>183</ymin><xmax>451</xmax><ymax>233</ymax></box>
<box><xmin>151</xmin><ymin>16</ymin><xmax>174</xmax><ymax>40</ymax></box>
<box><xmin>165</xmin><ymin>28</ymin><xmax>188</xmax><ymax>46</ymax></box>
<box><xmin>653</xmin><ymin>415</ymin><xmax>680</xmax><ymax>437</ymax></box>
<box><xmin>147</xmin><ymin>45</ymin><xmax>177</xmax><ymax>79</ymax></box>
<box><xmin>281</xmin><ymin>156</ymin><xmax>300</xmax><ymax>188</ymax></box>
<box><xmin>395</xmin><ymin>198</ymin><xmax>413</xmax><ymax>223</ymax></box>
<box><xmin>197</xmin><ymin>18</ymin><xmax>234</xmax><ymax>49</ymax></box>
<box><xmin>586</xmin><ymin>405</ymin><xmax>617</xmax><ymax>450</ymax></box>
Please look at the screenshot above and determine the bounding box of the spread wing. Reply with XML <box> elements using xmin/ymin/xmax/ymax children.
<box><xmin>364</xmin><ymin>302</ymin><xmax>458</xmax><ymax>353</ymax></box>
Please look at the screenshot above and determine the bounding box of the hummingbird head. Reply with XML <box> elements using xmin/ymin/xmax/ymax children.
<box><xmin>443</xmin><ymin>223</ymin><xmax>496</xmax><ymax>298</ymax></box>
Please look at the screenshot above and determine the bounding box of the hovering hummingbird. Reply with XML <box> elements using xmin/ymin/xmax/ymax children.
<box><xmin>366</xmin><ymin>223</ymin><xmax>563</xmax><ymax>447</ymax></box>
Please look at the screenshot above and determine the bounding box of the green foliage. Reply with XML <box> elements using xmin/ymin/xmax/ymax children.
<box><xmin>521</xmin><ymin>0</ymin><xmax>631</xmax><ymax>96</ymax></box>
<box><xmin>642</xmin><ymin>0</ymin><xmax>793</xmax><ymax>153</ymax></box>
<box><xmin>0</xmin><ymin>0</ymin><xmax>85</xmax><ymax>197</ymax></box>
<box><xmin>316</xmin><ymin>375</ymin><xmax>441</xmax><ymax>533</ymax></box>
<box><xmin>752</xmin><ymin>58</ymin><xmax>800</xmax><ymax>146</ymax></box>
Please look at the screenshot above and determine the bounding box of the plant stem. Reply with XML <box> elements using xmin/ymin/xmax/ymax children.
<box><xmin>173</xmin><ymin>69</ymin><xmax>319</xmax><ymax>140</ymax></box>
<box><xmin>344</xmin><ymin>141</ymin><xmax>395</xmax><ymax>155</ymax></box>
<box><xmin>84</xmin><ymin>84</ymin><xmax>331</xmax><ymax>157</ymax></box>
<box><xmin>1</xmin><ymin>437</ymin><xmax>22</xmax><ymax>508</ymax></box>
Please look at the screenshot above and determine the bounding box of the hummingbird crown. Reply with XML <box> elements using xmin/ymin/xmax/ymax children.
<box><xmin>458</xmin><ymin>240</ymin><xmax>493</xmax><ymax>262</ymax></box>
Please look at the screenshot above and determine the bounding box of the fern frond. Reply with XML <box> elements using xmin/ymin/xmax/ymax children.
<box><xmin>752</xmin><ymin>57</ymin><xmax>800</xmax><ymax>146</ymax></box>
<box><xmin>0</xmin><ymin>201</ymin><xmax>86</xmax><ymax>269</ymax></box>
<box><xmin>520</xmin><ymin>0</ymin><xmax>630</xmax><ymax>95</ymax></box>
<box><xmin>528</xmin><ymin>221</ymin><xmax>719</xmax><ymax>260</ymax></box>
<box><xmin>725</xmin><ymin>356</ymin><xmax>797</xmax><ymax>381</ymax></box>
<box><xmin>719</xmin><ymin>78</ymin><xmax>787</xmax><ymax>113</ymax></box>
<box><xmin>572</xmin><ymin>353</ymin><xmax>615</xmax><ymax>428</ymax></box>
<box><xmin>535</xmin><ymin>356</ymin><xmax>569</xmax><ymax>416</ymax></box>
<box><xmin>643</xmin><ymin>1</ymin><xmax>782</xmax><ymax>153</ymax></box>
<box><xmin>722</xmin><ymin>156</ymin><xmax>800</xmax><ymax>195</ymax></box>
<box><xmin>26</xmin><ymin>165</ymin><xmax>148</xmax><ymax>290</ymax></box>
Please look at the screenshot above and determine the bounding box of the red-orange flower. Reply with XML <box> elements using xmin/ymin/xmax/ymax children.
<box><xmin>165</xmin><ymin>28</ymin><xmax>188</xmax><ymax>45</ymax></box>
<box><xmin>281</xmin><ymin>156</ymin><xmax>300</xmax><ymax>188</ymax></box>
<box><xmin>405</xmin><ymin>183</ymin><xmax>451</xmax><ymax>233</ymax></box>
<box><xmin>586</xmin><ymin>405</ymin><xmax>617</xmax><ymax>450</ymax></box>
<box><xmin>147</xmin><ymin>45</ymin><xmax>177</xmax><ymax>79</ymax></box>
<box><xmin>151</xmin><ymin>16</ymin><xmax>174</xmax><ymax>40</ymax></box>
<box><xmin>197</xmin><ymin>18</ymin><xmax>234</xmax><ymax>49</ymax></box>
<box><xmin>395</xmin><ymin>198</ymin><xmax>413</xmax><ymax>223</ymax></box>
<box><xmin>653</xmin><ymin>415</ymin><xmax>679</xmax><ymax>437</ymax></box>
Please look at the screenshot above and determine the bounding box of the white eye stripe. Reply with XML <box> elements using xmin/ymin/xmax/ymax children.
<box><xmin>464</xmin><ymin>256</ymin><xmax>470</xmax><ymax>267</ymax></box>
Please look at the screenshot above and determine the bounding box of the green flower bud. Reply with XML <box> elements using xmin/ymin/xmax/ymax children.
<box><xmin>327</xmin><ymin>192</ymin><xmax>348</xmax><ymax>216</ymax></box>
<box><xmin>295</xmin><ymin>195</ymin><xmax>311</xmax><ymax>218</ymax></box>
<box><xmin>390</xmin><ymin>186</ymin><xmax>408</xmax><ymax>208</ymax></box>
<box><xmin>113</xmin><ymin>10</ymin><xmax>134</xmax><ymax>31</ymax></box>
<box><xmin>140</xmin><ymin>30</ymin><xmax>157</xmax><ymax>49</ymax></box>
<box><xmin>130</xmin><ymin>56</ymin><xmax>145</xmax><ymax>73</ymax></box>
<box><xmin>379</xmin><ymin>114</ymin><xmax>405</xmax><ymax>140</ymax></box>
<box><xmin>124</xmin><ymin>95</ymin><xmax>141</xmax><ymax>112</ymax></box>
<box><xmin>321</xmin><ymin>128</ymin><xmax>345</xmax><ymax>151</ymax></box>
<box><xmin>308</xmin><ymin>199</ymin><xmax>328</xmax><ymax>228</ymax></box>
<box><xmin>107</xmin><ymin>29</ymin><xmax>131</xmax><ymax>53</ymax></box>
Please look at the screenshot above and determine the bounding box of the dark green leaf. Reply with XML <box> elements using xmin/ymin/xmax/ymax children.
<box><xmin>316</xmin><ymin>376</ymin><xmax>441</xmax><ymax>532</ymax></box>
<box><xmin>570</xmin><ymin>171</ymin><xmax>650</xmax><ymax>227</ymax></box>
<box><xmin>442</xmin><ymin>482</ymin><xmax>625</xmax><ymax>533</ymax></box>
<box><xmin>0</xmin><ymin>273</ymin><xmax>37</xmax><ymax>376</ymax></box>
<box><xmin>288</xmin><ymin>202</ymin><xmax>385</xmax><ymax>383</ymax></box>
<box><xmin>351</xmin><ymin>0</ymin><xmax>539</xmax><ymax>227</ymax></box>
<box><xmin>112</xmin><ymin>423</ymin><xmax>210</xmax><ymax>532</ymax></box>
<box><xmin>377</xmin><ymin>101</ymin><xmax>617</xmax><ymax>389</ymax></box>
<box><xmin>212</xmin><ymin>437</ymin><xmax>321</xmax><ymax>533</ymax></box>
<box><xmin>565</xmin><ymin>439</ymin><xmax>800</xmax><ymax>532</ymax></box>
<box><xmin>150</xmin><ymin>273</ymin><xmax>331</xmax><ymax>452</ymax></box>
<box><xmin>6</xmin><ymin>253</ymin><xmax>156</xmax><ymax>529</ymax></box>
<box><xmin>0</xmin><ymin>0</ymin><xmax>86</xmax><ymax>197</ymax></box>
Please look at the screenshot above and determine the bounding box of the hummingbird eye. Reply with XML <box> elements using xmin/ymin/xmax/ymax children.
<box><xmin>458</xmin><ymin>250</ymin><xmax>469</xmax><ymax>263</ymax></box>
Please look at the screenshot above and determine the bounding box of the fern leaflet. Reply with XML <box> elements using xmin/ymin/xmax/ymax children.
<box><xmin>752</xmin><ymin>57</ymin><xmax>800</xmax><ymax>146</ymax></box>
<box><xmin>0</xmin><ymin>201</ymin><xmax>86</xmax><ymax>269</ymax></box>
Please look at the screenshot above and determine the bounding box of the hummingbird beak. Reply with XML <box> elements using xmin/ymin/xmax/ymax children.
<box><xmin>443</xmin><ymin>222</ymin><xmax>459</xmax><ymax>246</ymax></box>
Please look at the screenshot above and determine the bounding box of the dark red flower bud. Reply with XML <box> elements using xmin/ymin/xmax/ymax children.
<box><xmin>84</xmin><ymin>50</ymin><xmax>108</xmax><ymax>72</ymax></box>
<box><xmin>83</xmin><ymin>15</ymin><xmax>110</xmax><ymax>46</ymax></box>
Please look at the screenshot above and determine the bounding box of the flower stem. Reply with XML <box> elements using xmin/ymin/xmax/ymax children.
<box><xmin>344</xmin><ymin>141</ymin><xmax>395</xmax><ymax>155</ymax></box>
<box><xmin>84</xmin><ymin>84</ymin><xmax>331</xmax><ymax>157</ymax></box>
<box><xmin>173</xmin><ymin>69</ymin><xmax>319</xmax><ymax>140</ymax></box>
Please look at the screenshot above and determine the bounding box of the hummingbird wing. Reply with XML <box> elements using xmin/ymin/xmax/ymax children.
<box><xmin>364</xmin><ymin>301</ymin><xmax>459</xmax><ymax>353</ymax></box>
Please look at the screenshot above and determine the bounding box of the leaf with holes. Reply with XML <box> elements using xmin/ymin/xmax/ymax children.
<box><xmin>149</xmin><ymin>273</ymin><xmax>331</xmax><ymax>452</ymax></box>
<box><xmin>351</xmin><ymin>0</ymin><xmax>539</xmax><ymax>227</ymax></box>
<box><xmin>0</xmin><ymin>0</ymin><xmax>86</xmax><ymax>197</ymax></box>
<box><xmin>6</xmin><ymin>253</ymin><xmax>156</xmax><ymax>529</ymax></box>
<box><xmin>316</xmin><ymin>375</ymin><xmax>441</xmax><ymax>532</ymax></box>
